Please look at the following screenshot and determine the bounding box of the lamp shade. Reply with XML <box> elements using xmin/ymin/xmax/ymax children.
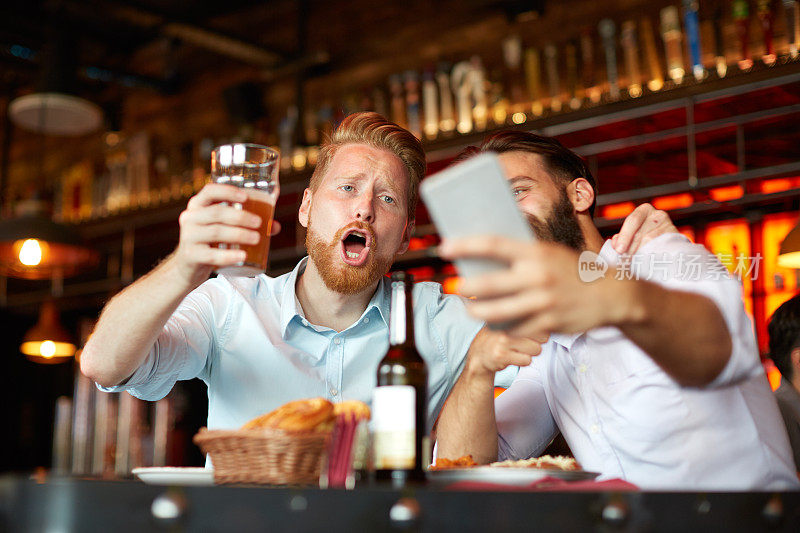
<box><xmin>20</xmin><ymin>300</ymin><xmax>76</xmax><ymax>364</ymax></box>
<box><xmin>9</xmin><ymin>93</ymin><xmax>103</xmax><ymax>136</ymax></box>
<box><xmin>778</xmin><ymin>222</ymin><xmax>800</xmax><ymax>269</ymax></box>
<box><xmin>0</xmin><ymin>213</ymin><xmax>99</xmax><ymax>279</ymax></box>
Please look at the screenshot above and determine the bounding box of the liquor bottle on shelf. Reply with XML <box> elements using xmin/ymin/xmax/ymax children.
<box><xmin>544</xmin><ymin>43</ymin><xmax>562</xmax><ymax>111</ymax></box>
<box><xmin>733</xmin><ymin>0</ymin><xmax>753</xmax><ymax>69</ymax></box>
<box><xmin>502</xmin><ymin>35</ymin><xmax>527</xmax><ymax>111</ymax></box>
<box><xmin>785</xmin><ymin>0</ymin><xmax>800</xmax><ymax>58</ymax></box>
<box><xmin>358</xmin><ymin>88</ymin><xmax>373</xmax><ymax>112</ymax></box>
<box><xmin>470</xmin><ymin>56</ymin><xmax>489</xmax><ymax>131</ymax></box>
<box><xmin>372</xmin><ymin>85</ymin><xmax>389</xmax><ymax>119</ymax></box>
<box><xmin>436</xmin><ymin>62</ymin><xmax>456</xmax><ymax>133</ymax></box>
<box><xmin>127</xmin><ymin>132</ymin><xmax>150</xmax><ymax>208</ymax></box>
<box><xmin>451</xmin><ymin>60</ymin><xmax>474</xmax><ymax>134</ymax></box>
<box><xmin>599</xmin><ymin>19</ymin><xmax>620</xmax><ymax>100</ymax></box>
<box><xmin>303</xmin><ymin>105</ymin><xmax>319</xmax><ymax>147</ymax></box>
<box><xmin>565</xmin><ymin>41</ymin><xmax>581</xmax><ymax>109</ymax></box>
<box><xmin>488</xmin><ymin>67</ymin><xmax>509</xmax><ymax>125</ymax></box>
<box><xmin>422</xmin><ymin>68</ymin><xmax>439</xmax><ymax>140</ymax></box>
<box><xmin>372</xmin><ymin>272</ymin><xmax>429</xmax><ymax>488</ymax></box>
<box><xmin>278</xmin><ymin>106</ymin><xmax>298</xmax><ymax>171</ymax></box>
<box><xmin>580</xmin><ymin>28</ymin><xmax>601</xmax><ymax>103</ymax></box>
<box><xmin>389</xmin><ymin>74</ymin><xmax>407</xmax><ymax>129</ymax></box>
<box><xmin>640</xmin><ymin>16</ymin><xmax>665</xmax><ymax>91</ymax></box>
<box><xmin>318</xmin><ymin>101</ymin><xmax>334</xmax><ymax>140</ymax></box>
<box><xmin>661</xmin><ymin>6</ymin><xmax>686</xmax><ymax>83</ymax></box>
<box><xmin>620</xmin><ymin>20</ymin><xmax>643</xmax><ymax>98</ymax></box>
<box><xmin>343</xmin><ymin>93</ymin><xmax>360</xmax><ymax>116</ymax></box>
<box><xmin>713</xmin><ymin>1</ymin><xmax>729</xmax><ymax>77</ymax></box>
<box><xmin>523</xmin><ymin>47</ymin><xmax>545</xmax><ymax>115</ymax></box>
<box><xmin>404</xmin><ymin>70</ymin><xmax>422</xmax><ymax>139</ymax></box>
<box><xmin>332</xmin><ymin>102</ymin><xmax>345</xmax><ymax>130</ymax></box>
<box><xmin>758</xmin><ymin>0</ymin><xmax>777</xmax><ymax>64</ymax></box>
<box><xmin>683</xmin><ymin>0</ymin><xmax>706</xmax><ymax>80</ymax></box>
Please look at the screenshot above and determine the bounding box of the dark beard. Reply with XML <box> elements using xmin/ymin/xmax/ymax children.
<box><xmin>526</xmin><ymin>191</ymin><xmax>586</xmax><ymax>252</ymax></box>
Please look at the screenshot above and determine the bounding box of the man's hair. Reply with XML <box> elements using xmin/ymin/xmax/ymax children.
<box><xmin>309</xmin><ymin>112</ymin><xmax>425</xmax><ymax>220</ymax></box>
<box><xmin>768</xmin><ymin>294</ymin><xmax>800</xmax><ymax>380</ymax></box>
<box><xmin>453</xmin><ymin>130</ymin><xmax>597</xmax><ymax>217</ymax></box>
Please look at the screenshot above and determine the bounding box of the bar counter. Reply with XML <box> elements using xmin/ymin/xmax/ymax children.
<box><xmin>1</xmin><ymin>476</ymin><xmax>799</xmax><ymax>532</ymax></box>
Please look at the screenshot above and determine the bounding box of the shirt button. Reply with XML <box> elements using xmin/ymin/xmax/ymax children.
<box><xmin>578</xmin><ymin>364</ymin><xmax>587</xmax><ymax>373</ymax></box>
<box><xmin>334</xmin><ymin>338</ymin><xmax>341</xmax><ymax>345</ymax></box>
<box><xmin>363</xmin><ymin>317</ymin><xmax>370</xmax><ymax>324</ymax></box>
<box><xmin>330</xmin><ymin>388</ymin><xmax>338</xmax><ymax>396</ymax></box>
<box><xmin>590</xmin><ymin>424</ymin><xmax>600</xmax><ymax>434</ymax></box>
<box><xmin>301</xmin><ymin>319</ymin><xmax>309</xmax><ymax>326</ymax></box>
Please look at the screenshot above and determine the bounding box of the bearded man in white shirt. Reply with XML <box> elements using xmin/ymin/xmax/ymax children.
<box><xmin>436</xmin><ymin>130</ymin><xmax>799</xmax><ymax>491</ymax></box>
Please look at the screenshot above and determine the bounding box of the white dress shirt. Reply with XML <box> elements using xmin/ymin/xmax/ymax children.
<box><xmin>496</xmin><ymin>234</ymin><xmax>800</xmax><ymax>490</ymax></box>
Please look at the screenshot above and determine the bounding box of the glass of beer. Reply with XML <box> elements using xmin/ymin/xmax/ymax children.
<box><xmin>211</xmin><ymin>143</ymin><xmax>279</xmax><ymax>277</ymax></box>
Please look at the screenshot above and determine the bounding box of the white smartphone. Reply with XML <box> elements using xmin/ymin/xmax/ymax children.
<box><xmin>420</xmin><ymin>152</ymin><xmax>535</xmax><ymax>278</ymax></box>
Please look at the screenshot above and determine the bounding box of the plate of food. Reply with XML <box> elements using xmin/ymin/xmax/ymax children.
<box><xmin>132</xmin><ymin>467</ymin><xmax>215</xmax><ymax>486</ymax></box>
<box><xmin>427</xmin><ymin>455</ymin><xmax>599</xmax><ymax>485</ymax></box>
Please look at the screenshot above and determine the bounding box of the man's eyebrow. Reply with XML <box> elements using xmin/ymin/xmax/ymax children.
<box><xmin>509</xmin><ymin>175</ymin><xmax>535</xmax><ymax>186</ymax></box>
<box><xmin>332</xmin><ymin>173</ymin><xmax>366</xmax><ymax>182</ymax></box>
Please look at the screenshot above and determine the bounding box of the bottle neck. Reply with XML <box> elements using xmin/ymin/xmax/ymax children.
<box><xmin>389</xmin><ymin>279</ymin><xmax>415</xmax><ymax>347</ymax></box>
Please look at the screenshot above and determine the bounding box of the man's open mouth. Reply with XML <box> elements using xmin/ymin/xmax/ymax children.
<box><xmin>340</xmin><ymin>228</ymin><xmax>372</xmax><ymax>266</ymax></box>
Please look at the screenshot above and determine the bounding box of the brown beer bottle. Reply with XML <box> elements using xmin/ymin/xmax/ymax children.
<box><xmin>371</xmin><ymin>272</ymin><xmax>429</xmax><ymax>487</ymax></box>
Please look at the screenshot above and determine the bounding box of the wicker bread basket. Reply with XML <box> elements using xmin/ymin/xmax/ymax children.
<box><xmin>193</xmin><ymin>427</ymin><xmax>331</xmax><ymax>485</ymax></box>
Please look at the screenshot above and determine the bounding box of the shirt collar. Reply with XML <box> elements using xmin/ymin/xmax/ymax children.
<box><xmin>279</xmin><ymin>257</ymin><xmax>391</xmax><ymax>338</ymax></box>
<box><xmin>598</xmin><ymin>239</ymin><xmax>621</xmax><ymax>266</ymax></box>
<box><xmin>279</xmin><ymin>257</ymin><xmax>310</xmax><ymax>338</ymax></box>
<box><xmin>549</xmin><ymin>333</ymin><xmax>580</xmax><ymax>350</ymax></box>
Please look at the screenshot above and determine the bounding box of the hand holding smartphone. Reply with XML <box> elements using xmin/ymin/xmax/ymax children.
<box><xmin>420</xmin><ymin>153</ymin><xmax>535</xmax><ymax>279</ymax></box>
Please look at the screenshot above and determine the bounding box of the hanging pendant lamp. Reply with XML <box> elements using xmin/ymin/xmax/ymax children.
<box><xmin>0</xmin><ymin>199</ymin><xmax>98</xmax><ymax>280</ymax></box>
<box><xmin>8</xmin><ymin>14</ymin><xmax>103</xmax><ymax>137</ymax></box>
<box><xmin>20</xmin><ymin>300</ymin><xmax>76</xmax><ymax>364</ymax></box>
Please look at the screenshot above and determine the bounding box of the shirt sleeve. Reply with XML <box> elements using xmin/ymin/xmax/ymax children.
<box><xmin>496</xmin><ymin>354</ymin><xmax>558</xmax><ymax>461</ymax></box>
<box><xmin>96</xmin><ymin>277</ymin><xmax>231</xmax><ymax>400</ymax></box>
<box><xmin>619</xmin><ymin>233</ymin><xmax>763</xmax><ymax>388</ymax></box>
<box><xmin>415</xmin><ymin>282</ymin><xmax>484</xmax><ymax>430</ymax></box>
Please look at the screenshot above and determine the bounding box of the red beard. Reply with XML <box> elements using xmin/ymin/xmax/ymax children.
<box><xmin>306</xmin><ymin>218</ymin><xmax>397</xmax><ymax>295</ymax></box>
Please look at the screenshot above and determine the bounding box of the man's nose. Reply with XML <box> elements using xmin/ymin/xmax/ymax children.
<box><xmin>354</xmin><ymin>192</ymin><xmax>374</xmax><ymax>223</ymax></box>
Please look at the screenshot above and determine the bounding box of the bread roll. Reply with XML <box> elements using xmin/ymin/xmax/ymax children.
<box><xmin>242</xmin><ymin>397</ymin><xmax>335</xmax><ymax>432</ymax></box>
<box><xmin>333</xmin><ymin>400</ymin><xmax>370</xmax><ymax>421</ymax></box>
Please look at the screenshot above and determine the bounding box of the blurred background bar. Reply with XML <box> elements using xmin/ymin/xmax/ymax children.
<box><xmin>4</xmin><ymin>0</ymin><xmax>800</xmax><ymax>476</ymax></box>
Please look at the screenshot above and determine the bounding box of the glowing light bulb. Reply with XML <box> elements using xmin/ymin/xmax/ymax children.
<box><xmin>19</xmin><ymin>239</ymin><xmax>42</xmax><ymax>266</ymax></box>
<box><xmin>511</xmin><ymin>112</ymin><xmax>527</xmax><ymax>124</ymax></box>
<box><xmin>40</xmin><ymin>340</ymin><xmax>56</xmax><ymax>358</ymax></box>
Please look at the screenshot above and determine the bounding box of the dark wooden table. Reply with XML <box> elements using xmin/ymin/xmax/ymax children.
<box><xmin>1</xmin><ymin>475</ymin><xmax>799</xmax><ymax>532</ymax></box>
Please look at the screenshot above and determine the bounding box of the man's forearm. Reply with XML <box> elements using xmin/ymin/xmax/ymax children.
<box><xmin>436</xmin><ymin>362</ymin><xmax>499</xmax><ymax>464</ymax></box>
<box><xmin>610</xmin><ymin>278</ymin><xmax>732</xmax><ymax>387</ymax></box>
<box><xmin>80</xmin><ymin>254</ymin><xmax>199</xmax><ymax>387</ymax></box>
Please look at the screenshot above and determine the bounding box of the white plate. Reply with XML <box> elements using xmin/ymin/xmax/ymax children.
<box><xmin>427</xmin><ymin>466</ymin><xmax>599</xmax><ymax>486</ymax></box>
<box><xmin>132</xmin><ymin>467</ymin><xmax>215</xmax><ymax>486</ymax></box>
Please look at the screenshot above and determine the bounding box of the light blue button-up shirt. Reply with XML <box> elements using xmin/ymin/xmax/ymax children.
<box><xmin>101</xmin><ymin>257</ymin><xmax>517</xmax><ymax>431</ymax></box>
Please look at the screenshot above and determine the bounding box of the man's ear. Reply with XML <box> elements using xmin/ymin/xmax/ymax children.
<box><xmin>791</xmin><ymin>347</ymin><xmax>800</xmax><ymax>372</ymax></box>
<box><xmin>567</xmin><ymin>178</ymin><xmax>595</xmax><ymax>214</ymax></box>
<box><xmin>298</xmin><ymin>188</ymin><xmax>312</xmax><ymax>228</ymax></box>
<box><xmin>396</xmin><ymin>219</ymin><xmax>414</xmax><ymax>255</ymax></box>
